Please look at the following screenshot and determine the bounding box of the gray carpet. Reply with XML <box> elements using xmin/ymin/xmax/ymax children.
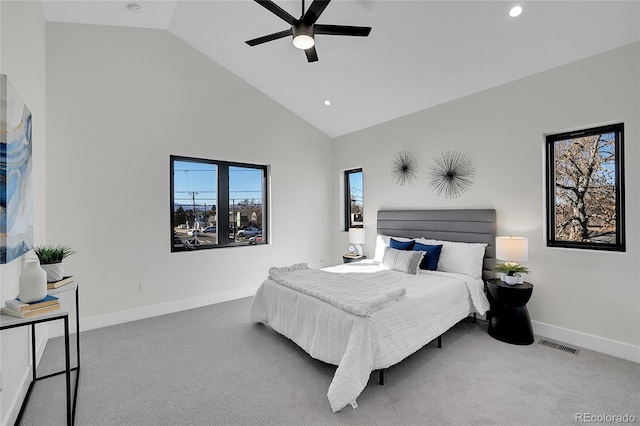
<box><xmin>19</xmin><ymin>297</ymin><xmax>639</xmax><ymax>426</ymax></box>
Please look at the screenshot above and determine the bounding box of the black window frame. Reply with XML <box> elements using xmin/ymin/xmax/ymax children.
<box><xmin>344</xmin><ymin>168</ymin><xmax>363</xmax><ymax>231</ymax></box>
<box><xmin>545</xmin><ymin>123</ymin><xmax>625</xmax><ymax>252</ymax></box>
<box><xmin>170</xmin><ymin>155</ymin><xmax>268</xmax><ymax>252</ymax></box>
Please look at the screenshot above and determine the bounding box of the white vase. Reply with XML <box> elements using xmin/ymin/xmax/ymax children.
<box><xmin>19</xmin><ymin>261</ymin><xmax>48</xmax><ymax>303</ymax></box>
<box><xmin>41</xmin><ymin>262</ymin><xmax>64</xmax><ymax>282</ymax></box>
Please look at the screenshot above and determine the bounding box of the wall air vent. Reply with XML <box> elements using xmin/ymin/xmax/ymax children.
<box><xmin>539</xmin><ymin>339</ymin><xmax>580</xmax><ymax>355</ymax></box>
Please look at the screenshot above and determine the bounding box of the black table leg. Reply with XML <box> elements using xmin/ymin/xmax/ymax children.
<box><xmin>64</xmin><ymin>316</ymin><xmax>71</xmax><ymax>426</ymax></box>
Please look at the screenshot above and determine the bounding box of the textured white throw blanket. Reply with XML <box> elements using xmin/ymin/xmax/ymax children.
<box><xmin>268</xmin><ymin>263</ymin><xmax>406</xmax><ymax>316</ymax></box>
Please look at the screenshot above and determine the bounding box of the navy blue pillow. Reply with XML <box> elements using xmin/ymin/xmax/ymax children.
<box><xmin>389</xmin><ymin>238</ymin><xmax>415</xmax><ymax>250</ymax></box>
<box><xmin>413</xmin><ymin>242</ymin><xmax>443</xmax><ymax>271</ymax></box>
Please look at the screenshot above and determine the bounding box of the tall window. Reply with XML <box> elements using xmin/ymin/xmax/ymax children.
<box><xmin>545</xmin><ymin>123</ymin><xmax>625</xmax><ymax>251</ymax></box>
<box><xmin>171</xmin><ymin>156</ymin><xmax>268</xmax><ymax>251</ymax></box>
<box><xmin>344</xmin><ymin>168</ymin><xmax>363</xmax><ymax>230</ymax></box>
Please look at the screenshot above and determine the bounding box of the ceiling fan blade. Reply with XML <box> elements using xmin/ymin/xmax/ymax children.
<box><xmin>315</xmin><ymin>24</ymin><xmax>371</xmax><ymax>37</ymax></box>
<box><xmin>305</xmin><ymin>46</ymin><xmax>319</xmax><ymax>62</ymax></box>
<box><xmin>302</xmin><ymin>0</ymin><xmax>331</xmax><ymax>25</ymax></box>
<box><xmin>255</xmin><ymin>0</ymin><xmax>296</xmax><ymax>25</ymax></box>
<box><xmin>245</xmin><ymin>29</ymin><xmax>292</xmax><ymax>46</ymax></box>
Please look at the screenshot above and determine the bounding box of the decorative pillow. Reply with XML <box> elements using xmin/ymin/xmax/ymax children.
<box><xmin>389</xmin><ymin>238</ymin><xmax>415</xmax><ymax>250</ymax></box>
<box><xmin>382</xmin><ymin>247</ymin><xmax>425</xmax><ymax>275</ymax></box>
<box><xmin>417</xmin><ymin>238</ymin><xmax>487</xmax><ymax>279</ymax></box>
<box><xmin>373</xmin><ymin>235</ymin><xmax>414</xmax><ymax>262</ymax></box>
<box><xmin>413</xmin><ymin>242</ymin><xmax>443</xmax><ymax>271</ymax></box>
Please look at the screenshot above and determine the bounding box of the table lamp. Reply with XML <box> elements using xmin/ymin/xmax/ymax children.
<box><xmin>348</xmin><ymin>228</ymin><xmax>366</xmax><ymax>256</ymax></box>
<box><xmin>495</xmin><ymin>236</ymin><xmax>528</xmax><ymax>284</ymax></box>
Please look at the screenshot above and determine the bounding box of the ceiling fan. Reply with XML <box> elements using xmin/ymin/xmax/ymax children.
<box><xmin>245</xmin><ymin>0</ymin><xmax>372</xmax><ymax>63</ymax></box>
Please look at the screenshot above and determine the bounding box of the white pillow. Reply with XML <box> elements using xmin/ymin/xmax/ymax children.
<box><xmin>417</xmin><ymin>238</ymin><xmax>487</xmax><ymax>279</ymax></box>
<box><xmin>381</xmin><ymin>247</ymin><xmax>425</xmax><ymax>275</ymax></box>
<box><xmin>373</xmin><ymin>234</ymin><xmax>414</xmax><ymax>262</ymax></box>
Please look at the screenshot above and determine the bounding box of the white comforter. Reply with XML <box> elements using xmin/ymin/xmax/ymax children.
<box><xmin>250</xmin><ymin>261</ymin><xmax>490</xmax><ymax>412</ymax></box>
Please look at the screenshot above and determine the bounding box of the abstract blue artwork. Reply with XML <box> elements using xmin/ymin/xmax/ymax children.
<box><xmin>0</xmin><ymin>75</ymin><xmax>33</xmax><ymax>263</ymax></box>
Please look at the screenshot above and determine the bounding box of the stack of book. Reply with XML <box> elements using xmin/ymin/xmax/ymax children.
<box><xmin>1</xmin><ymin>294</ymin><xmax>60</xmax><ymax>318</ymax></box>
<box><xmin>47</xmin><ymin>276</ymin><xmax>74</xmax><ymax>290</ymax></box>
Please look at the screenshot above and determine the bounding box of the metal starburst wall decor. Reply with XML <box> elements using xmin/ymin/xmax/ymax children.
<box><xmin>390</xmin><ymin>151</ymin><xmax>418</xmax><ymax>186</ymax></box>
<box><xmin>427</xmin><ymin>151</ymin><xmax>475</xmax><ymax>199</ymax></box>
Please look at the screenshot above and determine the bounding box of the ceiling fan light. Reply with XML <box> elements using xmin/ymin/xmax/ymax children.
<box><xmin>293</xmin><ymin>34</ymin><xmax>314</xmax><ymax>49</ymax></box>
<box><xmin>292</xmin><ymin>22</ymin><xmax>315</xmax><ymax>50</ymax></box>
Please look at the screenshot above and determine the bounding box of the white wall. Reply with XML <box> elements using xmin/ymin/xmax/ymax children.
<box><xmin>45</xmin><ymin>22</ymin><xmax>333</xmax><ymax>325</ymax></box>
<box><xmin>332</xmin><ymin>42</ymin><xmax>640</xmax><ymax>360</ymax></box>
<box><xmin>0</xmin><ymin>2</ymin><xmax>47</xmax><ymax>424</ymax></box>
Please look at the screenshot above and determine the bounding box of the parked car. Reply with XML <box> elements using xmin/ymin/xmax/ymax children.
<box><xmin>187</xmin><ymin>229</ymin><xmax>200</xmax><ymax>236</ymax></box>
<box><xmin>202</xmin><ymin>226</ymin><xmax>216</xmax><ymax>233</ymax></box>
<box><xmin>248</xmin><ymin>235</ymin><xmax>263</xmax><ymax>245</ymax></box>
<box><xmin>237</xmin><ymin>227</ymin><xmax>262</xmax><ymax>238</ymax></box>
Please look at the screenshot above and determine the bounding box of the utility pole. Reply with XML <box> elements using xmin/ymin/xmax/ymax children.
<box><xmin>189</xmin><ymin>192</ymin><xmax>198</xmax><ymax>225</ymax></box>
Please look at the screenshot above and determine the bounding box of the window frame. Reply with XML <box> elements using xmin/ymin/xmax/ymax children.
<box><xmin>344</xmin><ymin>168</ymin><xmax>363</xmax><ymax>231</ymax></box>
<box><xmin>545</xmin><ymin>123</ymin><xmax>625</xmax><ymax>252</ymax></box>
<box><xmin>170</xmin><ymin>155</ymin><xmax>268</xmax><ymax>252</ymax></box>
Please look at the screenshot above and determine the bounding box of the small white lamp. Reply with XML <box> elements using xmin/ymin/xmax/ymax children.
<box><xmin>496</xmin><ymin>236</ymin><xmax>528</xmax><ymax>284</ymax></box>
<box><xmin>348</xmin><ymin>228</ymin><xmax>366</xmax><ymax>256</ymax></box>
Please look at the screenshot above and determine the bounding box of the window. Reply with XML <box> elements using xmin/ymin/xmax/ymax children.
<box><xmin>545</xmin><ymin>123</ymin><xmax>625</xmax><ymax>251</ymax></box>
<box><xmin>344</xmin><ymin>168</ymin><xmax>363</xmax><ymax>230</ymax></box>
<box><xmin>171</xmin><ymin>156</ymin><xmax>268</xmax><ymax>251</ymax></box>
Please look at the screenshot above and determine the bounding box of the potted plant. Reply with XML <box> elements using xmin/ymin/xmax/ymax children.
<box><xmin>495</xmin><ymin>262</ymin><xmax>530</xmax><ymax>285</ymax></box>
<box><xmin>34</xmin><ymin>245</ymin><xmax>76</xmax><ymax>282</ymax></box>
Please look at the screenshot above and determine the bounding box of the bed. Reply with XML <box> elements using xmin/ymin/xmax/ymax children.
<box><xmin>250</xmin><ymin>209</ymin><xmax>496</xmax><ymax>412</ymax></box>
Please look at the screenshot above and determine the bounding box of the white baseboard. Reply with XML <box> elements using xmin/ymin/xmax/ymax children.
<box><xmin>532</xmin><ymin>320</ymin><xmax>640</xmax><ymax>364</ymax></box>
<box><xmin>48</xmin><ymin>287</ymin><xmax>256</xmax><ymax>338</ymax></box>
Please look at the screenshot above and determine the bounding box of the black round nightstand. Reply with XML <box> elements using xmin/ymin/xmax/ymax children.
<box><xmin>486</xmin><ymin>278</ymin><xmax>534</xmax><ymax>345</ymax></box>
<box><xmin>343</xmin><ymin>255</ymin><xmax>366</xmax><ymax>263</ymax></box>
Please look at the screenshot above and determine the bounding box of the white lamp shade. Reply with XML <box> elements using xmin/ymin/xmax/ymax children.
<box><xmin>348</xmin><ymin>228</ymin><xmax>366</xmax><ymax>244</ymax></box>
<box><xmin>496</xmin><ymin>236</ymin><xmax>528</xmax><ymax>262</ymax></box>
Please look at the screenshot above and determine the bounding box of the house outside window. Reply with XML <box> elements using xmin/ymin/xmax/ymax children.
<box><xmin>345</xmin><ymin>168</ymin><xmax>363</xmax><ymax>230</ymax></box>
<box><xmin>171</xmin><ymin>155</ymin><xmax>268</xmax><ymax>251</ymax></box>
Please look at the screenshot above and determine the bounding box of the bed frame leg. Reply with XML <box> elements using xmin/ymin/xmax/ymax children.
<box><xmin>437</xmin><ymin>335</ymin><xmax>442</xmax><ymax>349</ymax></box>
<box><xmin>378</xmin><ymin>369</ymin><xmax>384</xmax><ymax>386</ymax></box>
<box><xmin>473</xmin><ymin>313</ymin><xmax>477</xmax><ymax>323</ymax></box>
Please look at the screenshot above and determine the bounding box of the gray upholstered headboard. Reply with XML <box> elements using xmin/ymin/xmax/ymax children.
<box><xmin>377</xmin><ymin>209</ymin><xmax>496</xmax><ymax>280</ymax></box>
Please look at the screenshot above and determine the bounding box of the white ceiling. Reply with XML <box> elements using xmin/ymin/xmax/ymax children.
<box><xmin>41</xmin><ymin>1</ymin><xmax>640</xmax><ymax>138</ymax></box>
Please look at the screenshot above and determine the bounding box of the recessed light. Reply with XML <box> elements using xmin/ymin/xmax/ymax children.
<box><xmin>127</xmin><ymin>3</ymin><xmax>141</xmax><ymax>13</ymax></box>
<box><xmin>324</xmin><ymin>100</ymin><xmax>331</xmax><ymax>106</ymax></box>
<box><xmin>509</xmin><ymin>5</ymin><xmax>523</xmax><ymax>18</ymax></box>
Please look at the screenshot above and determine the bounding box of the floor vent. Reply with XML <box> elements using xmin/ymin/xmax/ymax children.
<box><xmin>539</xmin><ymin>339</ymin><xmax>580</xmax><ymax>355</ymax></box>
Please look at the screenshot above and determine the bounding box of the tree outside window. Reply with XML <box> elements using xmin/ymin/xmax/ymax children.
<box><xmin>546</xmin><ymin>123</ymin><xmax>625</xmax><ymax>251</ymax></box>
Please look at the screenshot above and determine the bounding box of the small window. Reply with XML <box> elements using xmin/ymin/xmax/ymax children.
<box><xmin>171</xmin><ymin>156</ymin><xmax>268</xmax><ymax>251</ymax></box>
<box><xmin>545</xmin><ymin>123</ymin><xmax>625</xmax><ymax>251</ymax></box>
<box><xmin>344</xmin><ymin>168</ymin><xmax>363</xmax><ymax>230</ymax></box>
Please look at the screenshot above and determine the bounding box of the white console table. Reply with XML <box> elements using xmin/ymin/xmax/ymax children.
<box><xmin>0</xmin><ymin>281</ymin><xmax>80</xmax><ymax>425</ymax></box>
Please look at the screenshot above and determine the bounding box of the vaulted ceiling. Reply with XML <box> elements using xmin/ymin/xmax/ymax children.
<box><xmin>42</xmin><ymin>1</ymin><xmax>640</xmax><ymax>137</ymax></box>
